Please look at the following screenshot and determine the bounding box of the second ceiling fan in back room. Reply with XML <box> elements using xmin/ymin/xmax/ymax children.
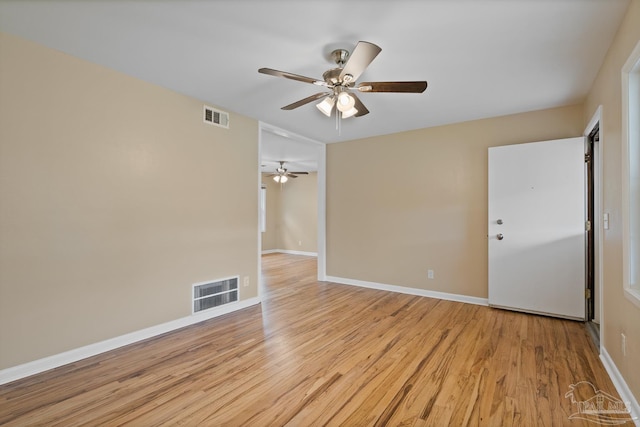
<box><xmin>266</xmin><ymin>161</ymin><xmax>309</xmax><ymax>184</ymax></box>
<box><xmin>258</xmin><ymin>41</ymin><xmax>428</xmax><ymax>124</ymax></box>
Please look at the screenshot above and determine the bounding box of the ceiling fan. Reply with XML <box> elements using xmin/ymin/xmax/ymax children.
<box><xmin>258</xmin><ymin>41</ymin><xmax>427</xmax><ymax>119</ymax></box>
<box><xmin>265</xmin><ymin>161</ymin><xmax>309</xmax><ymax>183</ymax></box>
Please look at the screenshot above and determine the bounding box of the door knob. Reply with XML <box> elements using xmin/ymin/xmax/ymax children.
<box><xmin>497</xmin><ymin>233</ymin><xmax>504</xmax><ymax>240</ymax></box>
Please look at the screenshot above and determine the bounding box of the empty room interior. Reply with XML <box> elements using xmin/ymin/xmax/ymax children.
<box><xmin>1</xmin><ymin>1</ymin><xmax>640</xmax><ymax>425</ymax></box>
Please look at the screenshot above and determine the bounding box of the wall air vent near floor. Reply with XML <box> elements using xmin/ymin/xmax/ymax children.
<box><xmin>192</xmin><ymin>276</ymin><xmax>238</xmax><ymax>313</ymax></box>
<box><xmin>203</xmin><ymin>105</ymin><xmax>229</xmax><ymax>129</ymax></box>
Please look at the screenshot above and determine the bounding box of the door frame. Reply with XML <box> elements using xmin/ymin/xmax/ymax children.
<box><xmin>584</xmin><ymin>105</ymin><xmax>603</xmax><ymax>351</ymax></box>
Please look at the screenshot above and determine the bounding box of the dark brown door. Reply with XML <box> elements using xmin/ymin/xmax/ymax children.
<box><xmin>585</xmin><ymin>126</ymin><xmax>598</xmax><ymax>321</ymax></box>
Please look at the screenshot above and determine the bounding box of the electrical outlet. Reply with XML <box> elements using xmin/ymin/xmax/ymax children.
<box><xmin>428</xmin><ymin>270</ymin><xmax>434</xmax><ymax>279</ymax></box>
<box><xmin>243</xmin><ymin>276</ymin><xmax>250</xmax><ymax>287</ymax></box>
<box><xmin>621</xmin><ymin>333</ymin><xmax>626</xmax><ymax>357</ymax></box>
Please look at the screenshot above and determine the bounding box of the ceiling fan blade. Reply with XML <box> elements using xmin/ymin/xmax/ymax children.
<box><xmin>281</xmin><ymin>92</ymin><xmax>329</xmax><ymax>110</ymax></box>
<box><xmin>357</xmin><ymin>81</ymin><xmax>428</xmax><ymax>93</ymax></box>
<box><xmin>287</xmin><ymin>174</ymin><xmax>299</xmax><ymax>178</ymax></box>
<box><xmin>339</xmin><ymin>41</ymin><xmax>381</xmax><ymax>82</ymax></box>
<box><xmin>350</xmin><ymin>92</ymin><xmax>369</xmax><ymax>117</ymax></box>
<box><xmin>289</xmin><ymin>171</ymin><xmax>309</xmax><ymax>175</ymax></box>
<box><xmin>258</xmin><ymin>68</ymin><xmax>328</xmax><ymax>86</ymax></box>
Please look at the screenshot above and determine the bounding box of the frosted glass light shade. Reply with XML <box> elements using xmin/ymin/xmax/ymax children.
<box><xmin>316</xmin><ymin>96</ymin><xmax>335</xmax><ymax>116</ymax></box>
<box><xmin>336</xmin><ymin>92</ymin><xmax>356</xmax><ymax>112</ymax></box>
<box><xmin>341</xmin><ymin>107</ymin><xmax>358</xmax><ymax>118</ymax></box>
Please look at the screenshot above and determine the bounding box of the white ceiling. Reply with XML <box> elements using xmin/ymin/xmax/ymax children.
<box><xmin>0</xmin><ymin>0</ymin><xmax>630</xmax><ymax>167</ymax></box>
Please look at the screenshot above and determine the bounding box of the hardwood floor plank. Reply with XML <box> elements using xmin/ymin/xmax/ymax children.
<box><xmin>0</xmin><ymin>253</ymin><xmax>624</xmax><ymax>426</ymax></box>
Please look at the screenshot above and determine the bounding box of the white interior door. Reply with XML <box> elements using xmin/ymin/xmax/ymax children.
<box><xmin>488</xmin><ymin>137</ymin><xmax>585</xmax><ymax>320</ymax></box>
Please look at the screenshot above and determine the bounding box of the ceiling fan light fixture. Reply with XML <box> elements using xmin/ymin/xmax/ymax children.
<box><xmin>316</xmin><ymin>96</ymin><xmax>335</xmax><ymax>117</ymax></box>
<box><xmin>336</xmin><ymin>92</ymin><xmax>356</xmax><ymax>112</ymax></box>
<box><xmin>273</xmin><ymin>174</ymin><xmax>288</xmax><ymax>183</ymax></box>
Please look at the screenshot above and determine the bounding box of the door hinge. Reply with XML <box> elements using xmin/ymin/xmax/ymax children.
<box><xmin>585</xmin><ymin>220</ymin><xmax>591</xmax><ymax>231</ymax></box>
<box><xmin>585</xmin><ymin>289</ymin><xmax>591</xmax><ymax>299</ymax></box>
<box><xmin>585</xmin><ymin>153</ymin><xmax>592</xmax><ymax>162</ymax></box>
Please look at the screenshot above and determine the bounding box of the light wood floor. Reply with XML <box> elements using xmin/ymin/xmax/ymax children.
<box><xmin>0</xmin><ymin>253</ymin><xmax>625</xmax><ymax>426</ymax></box>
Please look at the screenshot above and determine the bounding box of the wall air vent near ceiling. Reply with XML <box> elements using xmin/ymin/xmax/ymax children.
<box><xmin>192</xmin><ymin>276</ymin><xmax>238</xmax><ymax>313</ymax></box>
<box><xmin>203</xmin><ymin>105</ymin><xmax>229</xmax><ymax>129</ymax></box>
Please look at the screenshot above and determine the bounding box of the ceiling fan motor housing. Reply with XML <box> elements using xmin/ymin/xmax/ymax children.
<box><xmin>322</xmin><ymin>68</ymin><xmax>343</xmax><ymax>86</ymax></box>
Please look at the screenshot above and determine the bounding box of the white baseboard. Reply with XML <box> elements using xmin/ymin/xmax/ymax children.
<box><xmin>0</xmin><ymin>296</ymin><xmax>261</xmax><ymax>386</ymax></box>
<box><xmin>600</xmin><ymin>347</ymin><xmax>640</xmax><ymax>425</ymax></box>
<box><xmin>325</xmin><ymin>275</ymin><xmax>488</xmax><ymax>306</ymax></box>
<box><xmin>262</xmin><ymin>249</ymin><xmax>318</xmax><ymax>257</ymax></box>
<box><xmin>261</xmin><ymin>249</ymin><xmax>280</xmax><ymax>254</ymax></box>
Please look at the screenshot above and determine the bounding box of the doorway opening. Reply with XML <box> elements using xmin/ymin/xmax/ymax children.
<box><xmin>257</xmin><ymin>122</ymin><xmax>326</xmax><ymax>298</ymax></box>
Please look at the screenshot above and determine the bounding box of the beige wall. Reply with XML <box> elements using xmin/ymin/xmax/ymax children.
<box><xmin>584</xmin><ymin>0</ymin><xmax>640</xmax><ymax>402</ymax></box>
<box><xmin>262</xmin><ymin>173</ymin><xmax>317</xmax><ymax>253</ymax></box>
<box><xmin>0</xmin><ymin>33</ymin><xmax>259</xmax><ymax>369</ymax></box>
<box><xmin>326</xmin><ymin>104</ymin><xmax>584</xmax><ymax>298</ymax></box>
<box><xmin>280</xmin><ymin>173</ymin><xmax>318</xmax><ymax>253</ymax></box>
<box><xmin>261</xmin><ymin>176</ymin><xmax>280</xmax><ymax>251</ymax></box>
